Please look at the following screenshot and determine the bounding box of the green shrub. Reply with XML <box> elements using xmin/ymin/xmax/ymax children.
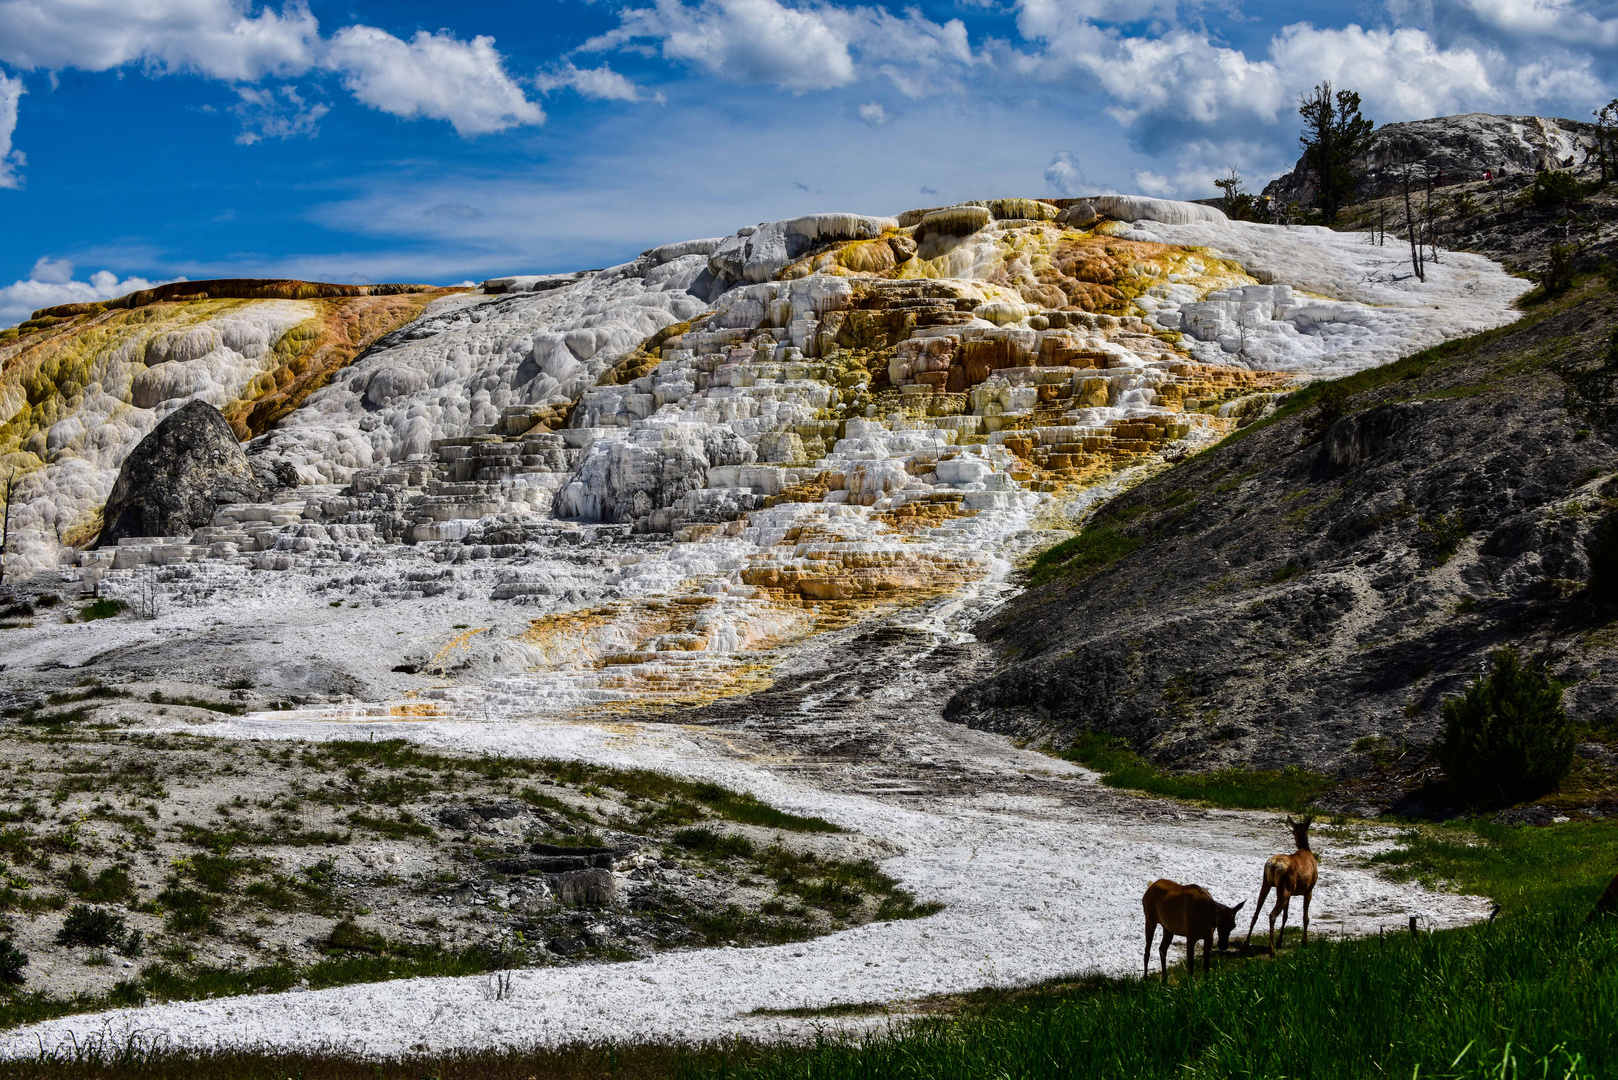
<box><xmin>1529</xmin><ymin>169</ymin><xmax>1589</xmax><ymax>207</ymax></box>
<box><xmin>1028</xmin><ymin>526</ymin><xmax>1143</xmax><ymax>586</ymax></box>
<box><xmin>1433</xmin><ymin>649</ymin><xmax>1574</xmax><ymax>805</ymax></box>
<box><xmin>77</xmin><ymin>598</ymin><xmax>127</xmax><ymax>621</ymax></box>
<box><xmin>1533</xmin><ymin>243</ymin><xmax>1578</xmax><ymax>297</ymax></box>
<box><xmin>1300</xmin><ymin>381</ymin><xmax>1352</xmax><ymax>445</ymax></box>
<box><xmin>322</xmin><ymin>919</ymin><xmax>386</xmax><ymax>955</ymax></box>
<box><xmin>0</xmin><ymin>939</ymin><xmax>26</xmax><ymax>986</ymax></box>
<box><xmin>1417</xmin><ymin>511</ymin><xmax>1470</xmax><ymax>564</ymax></box>
<box><xmin>55</xmin><ymin>904</ymin><xmax>126</xmax><ymax>948</ymax></box>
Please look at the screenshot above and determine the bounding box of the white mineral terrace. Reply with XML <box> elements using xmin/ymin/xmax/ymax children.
<box><xmin>0</xmin><ymin>199</ymin><xmax>1525</xmax><ymax>1055</ymax></box>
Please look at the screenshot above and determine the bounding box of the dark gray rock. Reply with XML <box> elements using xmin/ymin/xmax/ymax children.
<box><xmin>1318</xmin><ymin>403</ymin><xmax>1425</xmax><ymax>473</ymax></box>
<box><xmin>97</xmin><ymin>401</ymin><xmax>262</xmax><ymax>547</ymax></box>
<box><xmin>549</xmin><ymin>868</ymin><xmax>617</xmax><ymax>907</ymax></box>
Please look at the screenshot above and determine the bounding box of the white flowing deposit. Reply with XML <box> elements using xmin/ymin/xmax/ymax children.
<box><xmin>0</xmin><ymin>707</ymin><xmax>1491</xmax><ymax>1057</ymax></box>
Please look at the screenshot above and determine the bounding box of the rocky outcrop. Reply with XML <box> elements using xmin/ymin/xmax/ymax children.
<box><xmin>1264</xmin><ymin>113</ymin><xmax>1597</xmax><ymax>206</ymax></box>
<box><xmin>96</xmin><ymin>401</ymin><xmax>262</xmax><ymax>546</ymax></box>
<box><xmin>945</xmin><ymin>287</ymin><xmax>1618</xmax><ymax>797</ymax></box>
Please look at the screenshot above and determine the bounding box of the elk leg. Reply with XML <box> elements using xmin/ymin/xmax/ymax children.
<box><xmin>1159</xmin><ymin>932</ymin><xmax>1172</xmax><ymax>984</ymax></box>
<box><xmin>1246</xmin><ymin>880</ymin><xmax>1272</xmax><ymax>947</ymax></box>
<box><xmin>1301</xmin><ymin>888</ymin><xmax>1312</xmax><ymax>946</ymax></box>
<box><xmin>1203</xmin><ymin>933</ymin><xmax>1213</xmax><ymax>974</ymax></box>
<box><xmin>1144</xmin><ymin>918</ymin><xmax>1157</xmax><ymax>980</ymax></box>
<box><xmin>1185</xmin><ymin>935</ymin><xmax>1196</xmax><ymax>977</ymax></box>
<box><xmin>1268</xmin><ymin>887</ymin><xmax>1291</xmax><ymax>956</ymax></box>
<box><xmin>1278</xmin><ymin>891</ymin><xmax>1293</xmax><ymax>949</ymax></box>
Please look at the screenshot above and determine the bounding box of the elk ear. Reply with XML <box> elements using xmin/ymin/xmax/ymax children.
<box><xmin>1286</xmin><ymin>815</ymin><xmax>1295</xmax><ymax>826</ymax></box>
<box><xmin>1231</xmin><ymin>900</ymin><xmax>1245</xmax><ymax>914</ymax></box>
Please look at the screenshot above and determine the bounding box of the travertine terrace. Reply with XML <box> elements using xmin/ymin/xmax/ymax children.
<box><xmin>0</xmin><ymin>194</ymin><xmax>1529</xmax><ymax>1051</ymax></box>
<box><xmin>4</xmin><ymin>196</ymin><xmax>1528</xmax><ymax>715</ymax></box>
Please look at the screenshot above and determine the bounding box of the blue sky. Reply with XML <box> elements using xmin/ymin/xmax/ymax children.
<box><xmin>1</xmin><ymin>0</ymin><xmax>1615</xmax><ymax>324</ymax></box>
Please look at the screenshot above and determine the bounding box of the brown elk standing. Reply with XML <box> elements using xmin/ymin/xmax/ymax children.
<box><xmin>1245</xmin><ymin>814</ymin><xmax>1319</xmax><ymax>955</ymax></box>
<box><xmin>1141</xmin><ymin>879</ymin><xmax>1244</xmax><ymax>982</ymax></box>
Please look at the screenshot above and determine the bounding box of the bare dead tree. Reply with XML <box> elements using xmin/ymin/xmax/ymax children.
<box><xmin>1425</xmin><ymin>173</ymin><xmax>1441</xmax><ymax>265</ymax></box>
<box><xmin>0</xmin><ymin>469</ymin><xmax>16</xmax><ymax>587</ymax></box>
<box><xmin>1402</xmin><ymin>164</ymin><xmax>1426</xmax><ymax>282</ymax></box>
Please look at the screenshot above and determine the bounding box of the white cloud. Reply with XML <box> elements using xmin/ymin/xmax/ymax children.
<box><xmin>1455</xmin><ymin>0</ymin><xmax>1618</xmax><ymax>49</ymax></box>
<box><xmin>0</xmin><ymin>69</ymin><xmax>22</xmax><ymax>189</ymax></box>
<box><xmin>1131</xmin><ymin>168</ymin><xmax>1175</xmax><ymax>196</ymax></box>
<box><xmin>582</xmin><ymin>0</ymin><xmax>972</xmax><ymax>96</ymax></box>
<box><xmin>28</xmin><ymin>256</ymin><xmax>71</xmax><ymax>283</ymax></box>
<box><xmin>535</xmin><ymin>62</ymin><xmax>663</xmax><ymax>103</ymax></box>
<box><xmin>857</xmin><ymin>101</ymin><xmax>887</xmax><ymax>125</ymax></box>
<box><xmin>231</xmin><ymin>84</ymin><xmax>328</xmax><ymax>143</ymax></box>
<box><xmin>0</xmin><ymin>261</ymin><xmax>182</xmax><ymax>328</ymax></box>
<box><xmin>585</xmin><ymin>0</ymin><xmax>857</xmax><ymax>92</ymax></box>
<box><xmin>323</xmin><ymin>26</ymin><xmax>543</xmax><ymax>135</ymax></box>
<box><xmin>1044</xmin><ymin>149</ymin><xmax>1087</xmax><ymax>195</ymax></box>
<box><xmin>0</xmin><ymin>0</ymin><xmax>546</xmax><ymax>168</ymax></box>
<box><xmin>1270</xmin><ymin>24</ymin><xmax>1497</xmax><ymax>122</ymax></box>
<box><xmin>0</xmin><ymin>0</ymin><xmax>319</xmax><ymax>81</ymax></box>
<box><xmin>1512</xmin><ymin>51</ymin><xmax>1603</xmax><ymax>105</ymax></box>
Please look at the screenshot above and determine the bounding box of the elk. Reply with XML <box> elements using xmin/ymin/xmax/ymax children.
<box><xmin>1589</xmin><ymin>871</ymin><xmax>1618</xmax><ymax>922</ymax></box>
<box><xmin>1141</xmin><ymin>878</ymin><xmax>1245</xmax><ymax>982</ymax></box>
<box><xmin>1245</xmin><ymin>814</ymin><xmax>1319</xmax><ymax>955</ymax></box>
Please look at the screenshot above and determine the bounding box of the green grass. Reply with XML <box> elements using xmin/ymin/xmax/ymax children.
<box><xmin>306</xmin><ymin>740</ymin><xmax>841</xmax><ymax>834</ymax></box>
<box><xmin>75</xmin><ymin>599</ymin><xmax>126</xmax><ymax>622</ymax></box>
<box><xmin>1028</xmin><ymin>525</ymin><xmax>1144</xmax><ymax>586</ymax></box>
<box><xmin>1371</xmin><ymin>818</ymin><xmax>1618</xmax><ymax>918</ymax></box>
<box><xmin>1060</xmin><ymin>733</ymin><xmax>1332</xmax><ymax>812</ymax></box>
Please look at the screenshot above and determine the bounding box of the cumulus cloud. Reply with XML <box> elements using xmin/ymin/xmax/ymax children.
<box><xmin>1269</xmin><ymin>24</ymin><xmax>1496</xmax><ymax>121</ymax></box>
<box><xmin>0</xmin><ymin>0</ymin><xmax>546</xmax><ymax>180</ymax></box>
<box><xmin>1043</xmin><ymin>149</ymin><xmax>1087</xmax><ymax>195</ymax></box>
<box><xmin>323</xmin><ymin>27</ymin><xmax>543</xmax><ymax>135</ymax></box>
<box><xmin>1131</xmin><ymin>169</ymin><xmax>1175</xmax><ymax>197</ymax></box>
<box><xmin>0</xmin><ymin>258</ymin><xmax>182</xmax><ymax>328</ymax></box>
<box><xmin>0</xmin><ymin>69</ymin><xmax>22</xmax><ymax>190</ymax></box>
<box><xmin>857</xmin><ymin>101</ymin><xmax>887</xmax><ymax>125</ymax></box>
<box><xmin>1452</xmin><ymin>0</ymin><xmax>1618</xmax><ymax>49</ymax></box>
<box><xmin>581</xmin><ymin>0</ymin><xmax>972</xmax><ymax>96</ymax></box>
<box><xmin>231</xmin><ymin>84</ymin><xmax>328</xmax><ymax>143</ymax></box>
<box><xmin>0</xmin><ymin>0</ymin><xmax>319</xmax><ymax>81</ymax></box>
<box><xmin>585</xmin><ymin>0</ymin><xmax>858</xmax><ymax>92</ymax></box>
<box><xmin>535</xmin><ymin>62</ymin><xmax>663</xmax><ymax>103</ymax></box>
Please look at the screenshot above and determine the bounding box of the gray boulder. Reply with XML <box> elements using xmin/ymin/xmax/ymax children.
<box><xmin>97</xmin><ymin>400</ymin><xmax>263</xmax><ymax>546</ymax></box>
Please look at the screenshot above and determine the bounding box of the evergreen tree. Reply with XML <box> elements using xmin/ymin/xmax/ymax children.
<box><xmin>1298</xmin><ymin>83</ymin><xmax>1375</xmax><ymax>224</ymax></box>
<box><xmin>1432</xmin><ymin>649</ymin><xmax>1574</xmax><ymax>806</ymax></box>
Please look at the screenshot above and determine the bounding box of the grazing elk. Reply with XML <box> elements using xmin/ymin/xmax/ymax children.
<box><xmin>1141</xmin><ymin>878</ymin><xmax>1245</xmax><ymax>982</ymax></box>
<box><xmin>1245</xmin><ymin>814</ymin><xmax>1319</xmax><ymax>955</ymax></box>
<box><xmin>1589</xmin><ymin>871</ymin><xmax>1618</xmax><ymax>922</ymax></box>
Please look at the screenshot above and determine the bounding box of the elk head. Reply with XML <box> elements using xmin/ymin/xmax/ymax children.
<box><xmin>1286</xmin><ymin>814</ymin><xmax>1314</xmax><ymax>851</ymax></box>
<box><xmin>1216</xmin><ymin>900</ymin><xmax>1246</xmax><ymax>949</ymax></box>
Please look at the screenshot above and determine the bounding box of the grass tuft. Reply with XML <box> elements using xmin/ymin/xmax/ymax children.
<box><xmin>1061</xmin><ymin>733</ymin><xmax>1331</xmax><ymax>812</ymax></box>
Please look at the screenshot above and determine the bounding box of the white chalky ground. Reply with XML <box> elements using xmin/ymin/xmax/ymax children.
<box><xmin>0</xmin><ymin>707</ymin><xmax>1490</xmax><ymax>1058</ymax></box>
